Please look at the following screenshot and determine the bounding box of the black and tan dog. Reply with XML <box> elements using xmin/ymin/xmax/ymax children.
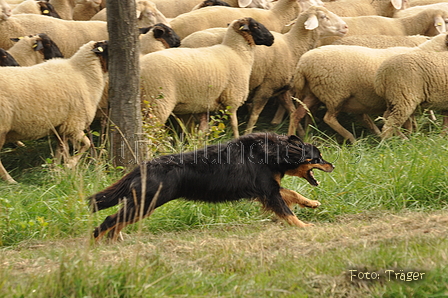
<box><xmin>89</xmin><ymin>133</ymin><xmax>334</xmax><ymax>241</ymax></box>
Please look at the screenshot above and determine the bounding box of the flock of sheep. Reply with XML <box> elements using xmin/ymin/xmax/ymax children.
<box><xmin>1</xmin><ymin>0</ymin><xmax>448</xmax><ymax>184</ymax></box>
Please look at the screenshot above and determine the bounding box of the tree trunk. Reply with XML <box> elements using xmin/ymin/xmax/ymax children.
<box><xmin>107</xmin><ymin>0</ymin><xmax>147</xmax><ymax>168</ymax></box>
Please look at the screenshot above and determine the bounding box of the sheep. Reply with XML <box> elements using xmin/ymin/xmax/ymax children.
<box><xmin>192</xmin><ymin>0</ymin><xmax>232</xmax><ymax>10</ymax></box>
<box><xmin>411</xmin><ymin>0</ymin><xmax>448</xmax><ymax>6</ymax></box>
<box><xmin>0</xmin><ymin>13</ymin><xmax>108</xmax><ymax>57</ymax></box>
<box><xmin>140</xmin><ymin>17</ymin><xmax>274</xmax><ymax>138</ymax></box>
<box><xmin>170</xmin><ymin>0</ymin><xmax>301</xmax><ymax>40</ymax></box>
<box><xmin>395</xmin><ymin>2</ymin><xmax>448</xmax><ymax>18</ymax></box>
<box><xmin>319</xmin><ymin>8</ymin><xmax>448</xmax><ymax>45</ymax></box>
<box><xmin>0</xmin><ymin>40</ymin><xmax>109</xmax><ymax>184</ymax></box>
<box><xmin>0</xmin><ymin>48</ymin><xmax>18</xmax><ymax>66</ymax></box>
<box><xmin>12</xmin><ymin>0</ymin><xmax>61</xmax><ymax>18</ymax></box>
<box><xmin>0</xmin><ymin>0</ymin><xmax>11</xmax><ymax>20</ymax></box>
<box><xmin>7</xmin><ymin>32</ymin><xmax>64</xmax><ymax>66</ymax></box>
<box><xmin>289</xmin><ymin>33</ymin><xmax>448</xmax><ymax>143</ymax></box>
<box><xmin>375</xmin><ymin>34</ymin><xmax>448</xmax><ymax>139</ymax></box>
<box><xmin>72</xmin><ymin>0</ymin><xmax>102</xmax><ymax>21</ymax></box>
<box><xmin>48</xmin><ymin>0</ymin><xmax>77</xmax><ymax>19</ymax></box>
<box><xmin>331</xmin><ymin>34</ymin><xmax>429</xmax><ymax>48</ymax></box>
<box><xmin>242</xmin><ymin>6</ymin><xmax>348</xmax><ymax>134</ymax></box>
<box><xmin>91</xmin><ymin>0</ymin><xmax>169</xmax><ymax>28</ymax></box>
<box><xmin>140</xmin><ymin>23</ymin><xmax>180</xmax><ymax>54</ymax></box>
<box><xmin>323</xmin><ymin>0</ymin><xmax>409</xmax><ymax>17</ymax></box>
<box><xmin>151</xmin><ymin>0</ymin><xmax>273</xmax><ymax>18</ymax></box>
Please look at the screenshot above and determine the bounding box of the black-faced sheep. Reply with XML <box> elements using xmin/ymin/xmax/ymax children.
<box><xmin>375</xmin><ymin>34</ymin><xmax>448</xmax><ymax>139</ymax></box>
<box><xmin>139</xmin><ymin>23</ymin><xmax>180</xmax><ymax>55</ymax></box>
<box><xmin>8</xmin><ymin>33</ymin><xmax>63</xmax><ymax>66</ymax></box>
<box><xmin>289</xmin><ymin>33</ymin><xmax>448</xmax><ymax>143</ymax></box>
<box><xmin>0</xmin><ymin>40</ymin><xmax>109</xmax><ymax>183</ymax></box>
<box><xmin>0</xmin><ymin>13</ymin><xmax>108</xmax><ymax>57</ymax></box>
<box><xmin>48</xmin><ymin>0</ymin><xmax>78</xmax><ymax>20</ymax></box>
<box><xmin>140</xmin><ymin>17</ymin><xmax>274</xmax><ymax>138</ymax></box>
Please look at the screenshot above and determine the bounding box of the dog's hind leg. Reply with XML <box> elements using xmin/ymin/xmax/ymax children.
<box><xmin>280</xmin><ymin>188</ymin><xmax>320</xmax><ymax>209</ymax></box>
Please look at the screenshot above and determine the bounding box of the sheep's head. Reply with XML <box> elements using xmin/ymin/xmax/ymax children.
<box><xmin>92</xmin><ymin>41</ymin><xmax>109</xmax><ymax>72</ymax></box>
<box><xmin>38</xmin><ymin>2</ymin><xmax>61</xmax><ymax>19</ymax></box>
<box><xmin>233</xmin><ymin>17</ymin><xmax>274</xmax><ymax>47</ymax></box>
<box><xmin>0</xmin><ymin>0</ymin><xmax>11</xmax><ymax>21</ymax></box>
<box><xmin>150</xmin><ymin>23</ymin><xmax>181</xmax><ymax>48</ymax></box>
<box><xmin>302</xmin><ymin>6</ymin><xmax>348</xmax><ymax>38</ymax></box>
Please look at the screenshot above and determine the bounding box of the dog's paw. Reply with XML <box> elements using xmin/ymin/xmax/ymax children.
<box><xmin>300</xmin><ymin>200</ymin><xmax>321</xmax><ymax>209</ymax></box>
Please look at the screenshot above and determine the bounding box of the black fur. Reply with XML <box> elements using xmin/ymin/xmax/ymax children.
<box><xmin>197</xmin><ymin>0</ymin><xmax>231</xmax><ymax>8</ymax></box>
<box><xmin>0</xmin><ymin>48</ymin><xmax>19</xmax><ymax>66</ymax></box>
<box><xmin>89</xmin><ymin>133</ymin><xmax>333</xmax><ymax>240</ymax></box>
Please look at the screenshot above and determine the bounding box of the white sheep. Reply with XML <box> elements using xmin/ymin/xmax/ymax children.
<box><xmin>48</xmin><ymin>0</ymin><xmax>77</xmax><ymax>20</ymax></box>
<box><xmin>243</xmin><ymin>6</ymin><xmax>348</xmax><ymax>134</ymax></box>
<box><xmin>331</xmin><ymin>34</ymin><xmax>429</xmax><ymax>48</ymax></box>
<box><xmin>170</xmin><ymin>0</ymin><xmax>301</xmax><ymax>40</ymax></box>
<box><xmin>289</xmin><ymin>33</ymin><xmax>448</xmax><ymax>143</ymax></box>
<box><xmin>324</xmin><ymin>0</ymin><xmax>408</xmax><ymax>17</ymax></box>
<box><xmin>0</xmin><ymin>40</ymin><xmax>108</xmax><ymax>184</ymax></box>
<box><xmin>8</xmin><ymin>33</ymin><xmax>64</xmax><ymax>66</ymax></box>
<box><xmin>72</xmin><ymin>0</ymin><xmax>102</xmax><ymax>21</ymax></box>
<box><xmin>319</xmin><ymin>8</ymin><xmax>448</xmax><ymax>45</ymax></box>
<box><xmin>91</xmin><ymin>0</ymin><xmax>169</xmax><ymax>27</ymax></box>
<box><xmin>151</xmin><ymin>0</ymin><xmax>273</xmax><ymax>18</ymax></box>
<box><xmin>140</xmin><ymin>17</ymin><xmax>274</xmax><ymax>138</ymax></box>
<box><xmin>0</xmin><ymin>13</ymin><xmax>108</xmax><ymax>57</ymax></box>
<box><xmin>375</xmin><ymin>34</ymin><xmax>448</xmax><ymax>139</ymax></box>
<box><xmin>0</xmin><ymin>0</ymin><xmax>11</xmax><ymax>20</ymax></box>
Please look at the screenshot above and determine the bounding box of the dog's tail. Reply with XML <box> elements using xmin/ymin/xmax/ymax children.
<box><xmin>88</xmin><ymin>171</ymin><xmax>137</xmax><ymax>213</ymax></box>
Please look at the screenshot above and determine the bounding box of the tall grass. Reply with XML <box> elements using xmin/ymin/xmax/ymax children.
<box><xmin>1</xmin><ymin>114</ymin><xmax>447</xmax><ymax>297</ymax></box>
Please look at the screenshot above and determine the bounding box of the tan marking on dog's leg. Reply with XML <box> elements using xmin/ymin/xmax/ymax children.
<box><xmin>280</xmin><ymin>188</ymin><xmax>321</xmax><ymax>209</ymax></box>
<box><xmin>283</xmin><ymin>214</ymin><xmax>314</xmax><ymax>228</ymax></box>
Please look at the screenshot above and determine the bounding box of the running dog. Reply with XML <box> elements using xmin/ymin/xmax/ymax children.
<box><xmin>89</xmin><ymin>133</ymin><xmax>334</xmax><ymax>241</ymax></box>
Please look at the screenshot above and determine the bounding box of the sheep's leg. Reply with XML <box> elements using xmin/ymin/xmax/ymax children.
<box><xmin>66</xmin><ymin>132</ymin><xmax>91</xmax><ymax>169</ymax></box>
<box><xmin>0</xmin><ymin>133</ymin><xmax>17</xmax><ymax>184</ymax></box>
<box><xmin>244</xmin><ymin>87</ymin><xmax>274</xmax><ymax>134</ymax></box>
<box><xmin>229</xmin><ymin>107</ymin><xmax>240</xmax><ymax>138</ymax></box>
<box><xmin>271</xmin><ymin>91</ymin><xmax>296</xmax><ymax>125</ymax></box>
<box><xmin>381</xmin><ymin>103</ymin><xmax>417</xmax><ymax>139</ymax></box>
<box><xmin>271</xmin><ymin>105</ymin><xmax>286</xmax><ymax>126</ymax></box>
<box><xmin>323</xmin><ymin>110</ymin><xmax>356</xmax><ymax>143</ymax></box>
<box><xmin>287</xmin><ymin>95</ymin><xmax>318</xmax><ymax>136</ymax></box>
<box><xmin>360</xmin><ymin>114</ymin><xmax>381</xmax><ymax>136</ymax></box>
<box><xmin>442</xmin><ymin>110</ymin><xmax>448</xmax><ymax>135</ymax></box>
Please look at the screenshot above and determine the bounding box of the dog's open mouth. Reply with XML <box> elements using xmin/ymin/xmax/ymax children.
<box><xmin>285</xmin><ymin>162</ymin><xmax>334</xmax><ymax>186</ymax></box>
<box><xmin>306</xmin><ymin>169</ymin><xmax>320</xmax><ymax>186</ymax></box>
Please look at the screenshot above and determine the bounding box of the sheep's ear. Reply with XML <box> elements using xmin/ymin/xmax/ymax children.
<box><xmin>139</xmin><ymin>27</ymin><xmax>151</xmax><ymax>34</ymax></box>
<box><xmin>238</xmin><ymin>0</ymin><xmax>252</xmax><ymax>7</ymax></box>
<box><xmin>434</xmin><ymin>15</ymin><xmax>447</xmax><ymax>34</ymax></box>
<box><xmin>152</xmin><ymin>27</ymin><xmax>165</xmax><ymax>39</ymax></box>
<box><xmin>304</xmin><ymin>14</ymin><xmax>319</xmax><ymax>30</ymax></box>
<box><xmin>10</xmin><ymin>37</ymin><xmax>22</xmax><ymax>42</ymax></box>
<box><xmin>391</xmin><ymin>0</ymin><xmax>402</xmax><ymax>10</ymax></box>
<box><xmin>33</xmin><ymin>40</ymin><xmax>44</xmax><ymax>51</ymax></box>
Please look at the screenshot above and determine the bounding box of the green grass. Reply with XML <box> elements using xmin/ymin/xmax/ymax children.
<box><xmin>1</xmin><ymin>117</ymin><xmax>448</xmax><ymax>297</ymax></box>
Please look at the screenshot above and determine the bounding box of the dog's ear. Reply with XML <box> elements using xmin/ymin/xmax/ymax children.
<box><xmin>288</xmin><ymin>135</ymin><xmax>304</xmax><ymax>146</ymax></box>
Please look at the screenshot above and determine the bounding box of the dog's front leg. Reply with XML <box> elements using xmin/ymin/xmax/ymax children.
<box><xmin>280</xmin><ymin>188</ymin><xmax>321</xmax><ymax>209</ymax></box>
